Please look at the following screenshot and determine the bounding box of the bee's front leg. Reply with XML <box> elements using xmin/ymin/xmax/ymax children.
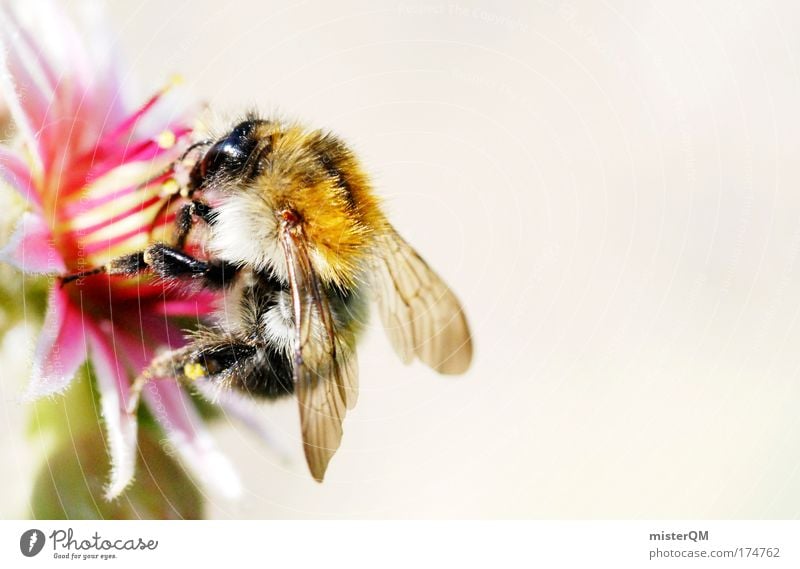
<box><xmin>60</xmin><ymin>243</ymin><xmax>238</xmax><ymax>288</ymax></box>
<box><xmin>144</xmin><ymin>243</ymin><xmax>238</xmax><ymax>288</ymax></box>
<box><xmin>59</xmin><ymin>249</ymin><xmax>149</xmax><ymax>285</ymax></box>
<box><xmin>174</xmin><ymin>199</ymin><xmax>214</xmax><ymax>249</ymax></box>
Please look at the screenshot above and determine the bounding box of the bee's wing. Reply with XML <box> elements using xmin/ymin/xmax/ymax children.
<box><xmin>370</xmin><ymin>226</ymin><xmax>472</xmax><ymax>375</ymax></box>
<box><xmin>280</xmin><ymin>224</ymin><xmax>358</xmax><ymax>481</ymax></box>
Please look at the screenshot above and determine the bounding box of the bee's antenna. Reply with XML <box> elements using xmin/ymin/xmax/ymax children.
<box><xmin>178</xmin><ymin>139</ymin><xmax>213</xmax><ymax>162</ymax></box>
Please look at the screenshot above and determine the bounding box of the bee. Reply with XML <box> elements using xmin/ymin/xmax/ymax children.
<box><xmin>63</xmin><ymin>115</ymin><xmax>473</xmax><ymax>481</ymax></box>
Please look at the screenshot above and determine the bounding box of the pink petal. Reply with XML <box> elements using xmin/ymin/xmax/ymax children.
<box><xmin>77</xmin><ymin>194</ymin><xmax>161</xmax><ymax>236</ymax></box>
<box><xmin>1</xmin><ymin>29</ymin><xmax>53</xmax><ymax>126</ymax></box>
<box><xmin>142</xmin><ymin>381</ymin><xmax>242</xmax><ymax>499</ymax></box>
<box><xmin>197</xmin><ymin>381</ymin><xmax>291</xmax><ymax>462</ymax></box>
<box><xmin>0</xmin><ymin>6</ymin><xmax>58</xmax><ymax>89</ymax></box>
<box><xmin>86</xmin><ymin>325</ymin><xmax>137</xmax><ymax>500</ymax></box>
<box><xmin>72</xmin><ymin>1</ymin><xmax>129</xmax><ymax>128</ymax></box>
<box><xmin>80</xmin><ymin>224</ymin><xmax>155</xmax><ymax>256</ymax></box>
<box><xmin>104</xmin><ymin>87</ymin><xmax>171</xmax><ymax>143</ymax></box>
<box><xmin>24</xmin><ymin>285</ymin><xmax>87</xmax><ymax>400</ymax></box>
<box><xmin>8</xmin><ymin>1</ymin><xmax>93</xmax><ymax>122</ymax></box>
<box><xmin>113</xmin><ymin>329</ymin><xmax>242</xmax><ymax>499</ymax></box>
<box><xmin>65</xmin><ymin>178</ymin><xmax>161</xmax><ymax>213</ymax></box>
<box><xmin>158</xmin><ymin>291</ymin><xmax>219</xmax><ymax>318</ymax></box>
<box><xmin>0</xmin><ymin>147</ymin><xmax>41</xmax><ymax>209</ymax></box>
<box><xmin>126</xmin><ymin>85</ymin><xmax>196</xmax><ymax>142</ymax></box>
<box><xmin>0</xmin><ymin>212</ymin><xmax>65</xmax><ymax>273</ymax></box>
<box><xmin>0</xmin><ymin>11</ymin><xmax>51</xmax><ymax>161</ymax></box>
<box><xmin>1</xmin><ymin>2</ymin><xmax>136</xmax><ymax>177</ymax></box>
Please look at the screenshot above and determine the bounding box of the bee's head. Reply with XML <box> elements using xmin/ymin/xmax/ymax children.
<box><xmin>202</xmin><ymin>119</ymin><xmax>387</xmax><ymax>286</ymax></box>
<box><xmin>188</xmin><ymin>118</ymin><xmax>267</xmax><ymax>192</ymax></box>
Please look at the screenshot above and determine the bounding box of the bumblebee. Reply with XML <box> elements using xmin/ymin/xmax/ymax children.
<box><xmin>63</xmin><ymin>116</ymin><xmax>473</xmax><ymax>481</ymax></box>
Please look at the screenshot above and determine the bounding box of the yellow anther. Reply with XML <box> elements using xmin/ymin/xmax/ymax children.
<box><xmin>183</xmin><ymin>363</ymin><xmax>206</xmax><ymax>381</ymax></box>
<box><xmin>161</xmin><ymin>178</ymin><xmax>179</xmax><ymax>196</ymax></box>
<box><xmin>157</xmin><ymin>130</ymin><xmax>176</xmax><ymax>149</ymax></box>
<box><xmin>159</xmin><ymin>74</ymin><xmax>184</xmax><ymax>96</ymax></box>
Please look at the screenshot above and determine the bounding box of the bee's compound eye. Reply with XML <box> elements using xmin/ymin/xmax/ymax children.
<box><xmin>200</xmin><ymin>138</ymin><xmax>246</xmax><ymax>178</ymax></box>
<box><xmin>197</xmin><ymin>120</ymin><xmax>263</xmax><ymax>181</ymax></box>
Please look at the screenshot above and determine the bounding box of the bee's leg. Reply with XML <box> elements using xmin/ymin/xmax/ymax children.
<box><xmin>60</xmin><ymin>242</ymin><xmax>238</xmax><ymax>288</ymax></box>
<box><xmin>182</xmin><ymin>339</ymin><xmax>294</xmax><ymax>399</ymax></box>
<box><xmin>174</xmin><ymin>200</ymin><xmax>214</xmax><ymax>249</ymax></box>
<box><xmin>127</xmin><ymin>339</ymin><xmax>263</xmax><ymax>417</ymax></box>
<box><xmin>126</xmin><ymin>346</ymin><xmax>195</xmax><ymax>417</ymax></box>
<box><xmin>60</xmin><ymin>250</ymin><xmax>149</xmax><ymax>285</ymax></box>
<box><xmin>144</xmin><ymin>242</ymin><xmax>238</xmax><ymax>288</ymax></box>
<box><xmin>148</xmin><ymin>139</ymin><xmax>214</xmax><ymax>239</ymax></box>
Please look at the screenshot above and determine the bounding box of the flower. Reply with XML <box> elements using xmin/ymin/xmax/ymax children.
<box><xmin>0</xmin><ymin>1</ymin><xmax>267</xmax><ymax>501</ymax></box>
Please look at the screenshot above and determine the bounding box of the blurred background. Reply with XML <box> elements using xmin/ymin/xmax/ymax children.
<box><xmin>3</xmin><ymin>0</ymin><xmax>800</xmax><ymax>518</ymax></box>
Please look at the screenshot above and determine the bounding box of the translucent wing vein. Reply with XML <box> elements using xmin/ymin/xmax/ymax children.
<box><xmin>371</xmin><ymin>227</ymin><xmax>472</xmax><ymax>375</ymax></box>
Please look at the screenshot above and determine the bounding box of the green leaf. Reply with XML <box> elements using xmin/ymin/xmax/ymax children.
<box><xmin>30</xmin><ymin>425</ymin><xmax>204</xmax><ymax>520</ymax></box>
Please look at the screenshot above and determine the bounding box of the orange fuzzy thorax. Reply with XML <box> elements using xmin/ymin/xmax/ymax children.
<box><xmin>252</xmin><ymin>122</ymin><xmax>386</xmax><ymax>285</ymax></box>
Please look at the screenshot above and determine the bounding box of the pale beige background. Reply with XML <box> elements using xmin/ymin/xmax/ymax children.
<box><xmin>4</xmin><ymin>0</ymin><xmax>800</xmax><ymax>518</ymax></box>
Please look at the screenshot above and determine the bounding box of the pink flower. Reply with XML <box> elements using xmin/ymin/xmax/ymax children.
<box><xmin>0</xmin><ymin>2</ymin><xmax>264</xmax><ymax>499</ymax></box>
